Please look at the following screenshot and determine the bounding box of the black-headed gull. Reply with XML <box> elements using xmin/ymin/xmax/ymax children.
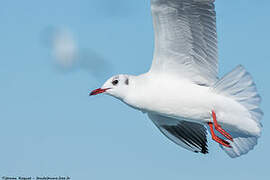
<box><xmin>90</xmin><ymin>0</ymin><xmax>263</xmax><ymax>158</ymax></box>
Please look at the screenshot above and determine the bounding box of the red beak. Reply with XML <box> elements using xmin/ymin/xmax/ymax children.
<box><xmin>89</xmin><ymin>88</ymin><xmax>110</xmax><ymax>96</ymax></box>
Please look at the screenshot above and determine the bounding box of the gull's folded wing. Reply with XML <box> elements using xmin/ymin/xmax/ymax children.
<box><xmin>150</xmin><ymin>0</ymin><xmax>218</xmax><ymax>85</ymax></box>
<box><xmin>148</xmin><ymin>113</ymin><xmax>208</xmax><ymax>154</ymax></box>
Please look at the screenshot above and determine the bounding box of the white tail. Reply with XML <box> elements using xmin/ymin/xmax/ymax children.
<box><xmin>212</xmin><ymin>65</ymin><xmax>263</xmax><ymax>158</ymax></box>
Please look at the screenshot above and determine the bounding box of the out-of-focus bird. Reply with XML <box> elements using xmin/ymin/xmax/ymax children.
<box><xmin>41</xmin><ymin>27</ymin><xmax>112</xmax><ymax>80</ymax></box>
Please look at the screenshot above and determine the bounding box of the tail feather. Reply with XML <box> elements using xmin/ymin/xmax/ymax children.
<box><xmin>212</xmin><ymin>65</ymin><xmax>263</xmax><ymax>158</ymax></box>
<box><xmin>220</xmin><ymin>134</ymin><xmax>258</xmax><ymax>158</ymax></box>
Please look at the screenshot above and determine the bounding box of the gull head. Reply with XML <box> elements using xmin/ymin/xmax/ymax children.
<box><xmin>90</xmin><ymin>74</ymin><xmax>130</xmax><ymax>99</ymax></box>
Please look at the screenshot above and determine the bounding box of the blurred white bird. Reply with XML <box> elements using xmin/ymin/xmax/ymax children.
<box><xmin>41</xmin><ymin>27</ymin><xmax>112</xmax><ymax>79</ymax></box>
<box><xmin>90</xmin><ymin>0</ymin><xmax>263</xmax><ymax>158</ymax></box>
<box><xmin>52</xmin><ymin>29</ymin><xmax>78</xmax><ymax>69</ymax></box>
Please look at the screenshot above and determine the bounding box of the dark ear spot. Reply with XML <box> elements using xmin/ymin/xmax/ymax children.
<box><xmin>125</xmin><ymin>78</ymin><xmax>129</xmax><ymax>85</ymax></box>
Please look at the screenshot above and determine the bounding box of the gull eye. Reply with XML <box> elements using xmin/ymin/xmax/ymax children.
<box><xmin>112</xmin><ymin>80</ymin><xmax>119</xmax><ymax>86</ymax></box>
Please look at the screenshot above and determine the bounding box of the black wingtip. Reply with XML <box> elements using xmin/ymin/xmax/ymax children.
<box><xmin>201</xmin><ymin>145</ymin><xmax>208</xmax><ymax>154</ymax></box>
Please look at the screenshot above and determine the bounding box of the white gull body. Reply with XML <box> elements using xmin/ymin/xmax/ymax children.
<box><xmin>92</xmin><ymin>0</ymin><xmax>263</xmax><ymax>158</ymax></box>
<box><xmin>123</xmin><ymin>73</ymin><xmax>260</xmax><ymax>136</ymax></box>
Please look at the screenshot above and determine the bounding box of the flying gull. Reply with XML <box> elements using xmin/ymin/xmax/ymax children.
<box><xmin>90</xmin><ymin>0</ymin><xmax>263</xmax><ymax>158</ymax></box>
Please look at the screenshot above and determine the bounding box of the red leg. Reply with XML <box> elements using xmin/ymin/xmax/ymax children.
<box><xmin>212</xmin><ymin>111</ymin><xmax>233</xmax><ymax>142</ymax></box>
<box><xmin>208</xmin><ymin>122</ymin><xmax>232</xmax><ymax>148</ymax></box>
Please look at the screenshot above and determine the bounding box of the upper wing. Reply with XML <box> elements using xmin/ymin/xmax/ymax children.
<box><xmin>150</xmin><ymin>0</ymin><xmax>218</xmax><ymax>86</ymax></box>
<box><xmin>148</xmin><ymin>113</ymin><xmax>208</xmax><ymax>154</ymax></box>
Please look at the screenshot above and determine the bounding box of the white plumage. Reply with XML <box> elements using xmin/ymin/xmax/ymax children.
<box><xmin>90</xmin><ymin>0</ymin><xmax>263</xmax><ymax>158</ymax></box>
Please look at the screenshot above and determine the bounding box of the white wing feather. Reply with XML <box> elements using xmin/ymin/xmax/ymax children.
<box><xmin>150</xmin><ymin>0</ymin><xmax>218</xmax><ymax>85</ymax></box>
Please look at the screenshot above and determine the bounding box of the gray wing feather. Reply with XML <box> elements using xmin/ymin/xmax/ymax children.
<box><xmin>151</xmin><ymin>0</ymin><xmax>218</xmax><ymax>85</ymax></box>
<box><xmin>148</xmin><ymin>113</ymin><xmax>208</xmax><ymax>154</ymax></box>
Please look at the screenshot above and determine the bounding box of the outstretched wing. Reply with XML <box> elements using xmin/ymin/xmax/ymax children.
<box><xmin>148</xmin><ymin>113</ymin><xmax>208</xmax><ymax>154</ymax></box>
<box><xmin>150</xmin><ymin>0</ymin><xmax>218</xmax><ymax>86</ymax></box>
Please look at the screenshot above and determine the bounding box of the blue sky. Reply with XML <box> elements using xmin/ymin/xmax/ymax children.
<box><xmin>0</xmin><ymin>0</ymin><xmax>269</xmax><ymax>179</ymax></box>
